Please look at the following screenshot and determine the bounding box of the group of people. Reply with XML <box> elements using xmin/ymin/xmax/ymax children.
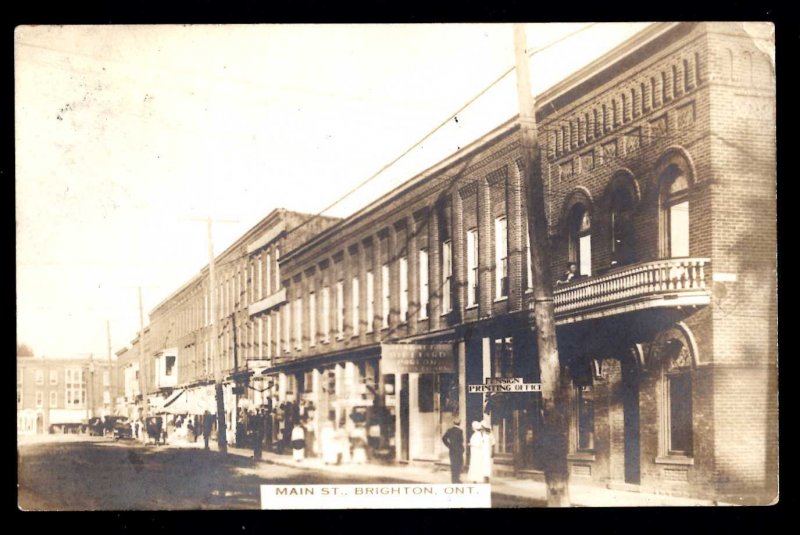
<box><xmin>317</xmin><ymin>420</ymin><xmax>370</xmax><ymax>466</ymax></box>
<box><xmin>441</xmin><ymin>418</ymin><xmax>496</xmax><ymax>484</ymax></box>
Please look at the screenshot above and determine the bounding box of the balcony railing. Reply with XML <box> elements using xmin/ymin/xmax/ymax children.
<box><xmin>553</xmin><ymin>258</ymin><xmax>710</xmax><ymax>321</ymax></box>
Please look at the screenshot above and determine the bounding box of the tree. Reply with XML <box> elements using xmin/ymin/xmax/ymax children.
<box><xmin>17</xmin><ymin>343</ymin><xmax>34</xmax><ymax>357</ymax></box>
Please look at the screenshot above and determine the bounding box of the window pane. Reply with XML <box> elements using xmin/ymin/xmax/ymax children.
<box><xmin>419</xmin><ymin>250</ymin><xmax>428</xmax><ymax>318</ymax></box>
<box><xmin>669</xmin><ymin>201</ymin><xmax>690</xmax><ymax>257</ymax></box>
<box><xmin>579</xmin><ymin>234</ymin><xmax>592</xmax><ymax>276</ymax></box>
<box><xmin>669</xmin><ymin>373</ymin><xmax>693</xmax><ymax>455</ymax></box>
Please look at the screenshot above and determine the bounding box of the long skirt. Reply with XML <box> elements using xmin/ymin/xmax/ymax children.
<box><xmin>292</xmin><ymin>439</ymin><xmax>305</xmax><ymax>461</ymax></box>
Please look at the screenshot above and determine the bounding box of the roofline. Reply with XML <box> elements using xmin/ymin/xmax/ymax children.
<box><xmin>283</xmin><ymin>22</ymin><xmax>684</xmax><ymax>265</ymax></box>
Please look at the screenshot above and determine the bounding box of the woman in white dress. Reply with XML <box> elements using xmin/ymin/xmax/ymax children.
<box><xmin>467</xmin><ymin>421</ymin><xmax>484</xmax><ymax>483</ymax></box>
<box><xmin>291</xmin><ymin>423</ymin><xmax>306</xmax><ymax>462</ymax></box>
<box><xmin>320</xmin><ymin>421</ymin><xmax>338</xmax><ymax>464</ymax></box>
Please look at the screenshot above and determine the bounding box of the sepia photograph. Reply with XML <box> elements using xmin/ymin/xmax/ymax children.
<box><xmin>15</xmin><ymin>21</ymin><xmax>777</xmax><ymax>510</ymax></box>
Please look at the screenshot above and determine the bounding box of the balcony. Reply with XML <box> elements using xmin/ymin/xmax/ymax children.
<box><xmin>552</xmin><ymin>258</ymin><xmax>711</xmax><ymax>324</ymax></box>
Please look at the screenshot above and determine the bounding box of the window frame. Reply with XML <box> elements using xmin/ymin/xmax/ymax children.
<box><xmin>441</xmin><ymin>240</ymin><xmax>453</xmax><ymax>313</ymax></box>
<box><xmin>466</xmin><ymin>228</ymin><xmax>479</xmax><ymax>307</ymax></box>
<box><xmin>418</xmin><ymin>249</ymin><xmax>429</xmax><ymax>319</ymax></box>
<box><xmin>494</xmin><ymin>216</ymin><xmax>509</xmax><ymax>299</ymax></box>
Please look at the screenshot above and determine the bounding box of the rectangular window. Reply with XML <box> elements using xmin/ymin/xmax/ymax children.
<box><xmin>351</xmin><ymin>277</ymin><xmax>360</xmax><ymax>336</ymax></box>
<box><xmin>293</xmin><ymin>297</ymin><xmax>303</xmax><ymax>349</ymax></box>
<box><xmin>579</xmin><ymin>234</ymin><xmax>593</xmax><ymax>277</ymax></box>
<box><xmin>49</xmin><ymin>390</ymin><xmax>57</xmax><ymax>408</ymax></box>
<box><xmin>49</xmin><ymin>369</ymin><xmax>58</xmax><ymax>385</ymax></box>
<box><xmin>265</xmin><ymin>253</ymin><xmax>272</xmax><ymax>296</ymax></box>
<box><xmin>103</xmin><ymin>391</ymin><xmax>111</xmax><ymax>405</ymax></box>
<box><xmin>419</xmin><ymin>249</ymin><xmax>429</xmax><ymax>319</ymax></box>
<box><xmin>366</xmin><ymin>271</ymin><xmax>374</xmax><ymax>333</ymax></box>
<box><xmin>669</xmin><ymin>201</ymin><xmax>690</xmax><ymax>258</ymax></box>
<box><xmin>668</xmin><ymin>372</ymin><xmax>693</xmax><ymax>455</ymax></box>
<box><xmin>495</xmin><ymin>217</ymin><xmax>508</xmax><ymax>299</ymax></box>
<box><xmin>256</xmin><ymin>256</ymin><xmax>263</xmax><ymax>301</ymax></box>
<box><xmin>467</xmin><ymin>228</ymin><xmax>479</xmax><ymax>307</ymax></box>
<box><xmin>35</xmin><ymin>369</ymin><xmax>43</xmax><ymax>385</ymax></box>
<box><xmin>274</xmin><ymin>247</ymin><xmax>281</xmax><ymax>293</ymax></box>
<box><xmin>65</xmin><ymin>368</ymin><xmax>85</xmax><ymax>408</ymax></box>
<box><xmin>381</xmin><ymin>264</ymin><xmax>390</xmax><ymax>328</ymax></box>
<box><xmin>282</xmin><ymin>304</ymin><xmax>290</xmax><ymax>353</ymax></box>
<box><xmin>308</xmin><ymin>292</ymin><xmax>316</xmax><ymax>348</ymax></box>
<box><xmin>36</xmin><ymin>391</ymin><xmax>43</xmax><ymax>408</ymax></box>
<box><xmin>265</xmin><ymin>314</ymin><xmax>272</xmax><ymax>358</ymax></box>
<box><xmin>336</xmin><ymin>281</ymin><xmax>345</xmax><ymax>339</ymax></box>
<box><xmin>442</xmin><ymin>240</ymin><xmax>452</xmax><ymax>313</ymax></box>
<box><xmin>399</xmin><ymin>257</ymin><xmax>409</xmax><ymax>322</ymax></box>
<box><xmin>322</xmin><ymin>286</ymin><xmax>331</xmax><ymax>343</ymax></box>
<box><xmin>576</xmin><ymin>386</ymin><xmax>595</xmax><ymax>451</ymax></box>
<box><xmin>165</xmin><ymin>356</ymin><xmax>175</xmax><ymax>377</ymax></box>
<box><xmin>103</xmin><ymin>370</ymin><xmax>109</xmax><ymax>387</ymax></box>
<box><xmin>418</xmin><ymin>374</ymin><xmax>435</xmax><ymax>413</ymax></box>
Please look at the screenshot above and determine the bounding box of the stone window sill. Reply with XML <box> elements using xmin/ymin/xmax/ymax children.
<box><xmin>655</xmin><ymin>455</ymin><xmax>694</xmax><ymax>466</ymax></box>
<box><xmin>494</xmin><ymin>296</ymin><xmax>508</xmax><ymax>303</ymax></box>
<box><xmin>567</xmin><ymin>452</ymin><xmax>596</xmax><ymax>462</ymax></box>
<box><xmin>466</xmin><ymin>304</ymin><xmax>478</xmax><ymax>310</ymax></box>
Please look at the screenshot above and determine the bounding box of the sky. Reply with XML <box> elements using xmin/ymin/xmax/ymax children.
<box><xmin>15</xmin><ymin>22</ymin><xmax>653</xmax><ymax>359</ymax></box>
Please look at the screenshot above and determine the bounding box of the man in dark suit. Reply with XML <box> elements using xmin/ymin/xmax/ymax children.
<box><xmin>441</xmin><ymin>417</ymin><xmax>465</xmax><ymax>483</ymax></box>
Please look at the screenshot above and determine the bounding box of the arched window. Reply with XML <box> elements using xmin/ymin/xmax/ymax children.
<box><xmin>568</xmin><ymin>204</ymin><xmax>592</xmax><ymax>277</ymax></box>
<box><xmin>662</xmin><ymin>339</ymin><xmax>693</xmax><ymax>456</ymax></box>
<box><xmin>610</xmin><ymin>185</ymin><xmax>636</xmax><ymax>267</ymax></box>
<box><xmin>659</xmin><ymin>164</ymin><xmax>690</xmax><ymax>258</ymax></box>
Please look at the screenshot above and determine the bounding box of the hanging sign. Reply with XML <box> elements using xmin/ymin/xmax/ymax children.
<box><xmin>380</xmin><ymin>343</ymin><xmax>455</xmax><ymax>374</ymax></box>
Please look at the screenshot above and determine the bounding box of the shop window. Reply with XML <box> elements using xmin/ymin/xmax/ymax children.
<box><xmin>568</xmin><ymin>204</ymin><xmax>592</xmax><ymax>277</ymax></box>
<box><xmin>418</xmin><ymin>374</ymin><xmax>435</xmax><ymax>413</ymax></box>
<box><xmin>659</xmin><ymin>164</ymin><xmax>690</xmax><ymax>258</ymax></box>
<box><xmin>662</xmin><ymin>339</ymin><xmax>694</xmax><ymax>457</ymax></box>
<box><xmin>610</xmin><ymin>185</ymin><xmax>636</xmax><ymax>267</ymax></box>
<box><xmin>467</xmin><ymin>228</ymin><xmax>479</xmax><ymax>307</ymax></box>
<box><xmin>495</xmin><ymin>217</ymin><xmax>508</xmax><ymax>299</ymax></box>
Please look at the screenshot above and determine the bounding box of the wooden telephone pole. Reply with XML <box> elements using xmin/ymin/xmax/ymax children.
<box><xmin>207</xmin><ymin>216</ymin><xmax>229</xmax><ymax>454</ymax></box>
<box><xmin>138</xmin><ymin>287</ymin><xmax>148</xmax><ymax>421</ymax></box>
<box><xmin>513</xmin><ymin>23</ymin><xmax>571</xmax><ymax>507</ymax></box>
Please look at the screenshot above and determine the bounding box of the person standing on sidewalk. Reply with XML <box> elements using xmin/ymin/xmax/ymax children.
<box><xmin>203</xmin><ymin>410</ymin><xmax>214</xmax><ymax>451</ymax></box>
<box><xmin>467</xmin><ymin>421</ymin><xmax>484</xmax><ymax>483</ymax></box>
<box><xmin>480</xmin><ymin>420</ymin><xmax>496</xmax><ymax>483</ymax></box>
<box><xmin>441</xmin><ymin>418</ymin><xmax>465</xmax><ymax>483</ymax></box>
<box><xmin>291</xmin><ymin>421</ymin><xmax>306</xmax><ymax>462</ymax></box>
<box><xmin>252</xmin><ymin>409</ymin><xmax>263</xmax><ymax>461</ymax></box>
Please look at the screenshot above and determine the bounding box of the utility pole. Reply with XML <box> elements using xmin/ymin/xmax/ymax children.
<box><xmin>207</xmin><ymin>216</ymin><xmax>229</xmax><ymax>454</ymax></box>
<box><xmin>106</xmin><ymin>320</ymin><xmax>113</xmax><ymax>415</ymax></box>
<box><xmin>513</xmin><ymin>23</ymin><xmax>571</xmax><ymax>507</ymax></box>
<box><xmin>138</xmin><ymin>287</ymin><xmax>148</xmax><ymax>422</ymax></box>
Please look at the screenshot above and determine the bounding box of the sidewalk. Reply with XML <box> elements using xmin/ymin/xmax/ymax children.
<box><xmin>197</xmin><ymin>439</ymin><xmax>723</xmax><ymax>507</ymax></box>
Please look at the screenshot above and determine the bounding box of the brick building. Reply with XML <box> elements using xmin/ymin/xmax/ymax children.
<box><xmin>119</xmin><ymin>209</ymin><xmax>339</xmax><ymax>441</ymax></box>
<box><xmin>264</xmin><ymin>22</ymin><xmax>775</xmax><ymax>503</ymax></box>
<box><xmin>107</xmin><ymin>22</ymin><xmax>775</xmax><ymax>503</ymax></box>
<box><xmin>17</xmin><ymin>354</ymin><xmax>119</xmax><ymax>435</ymax></box>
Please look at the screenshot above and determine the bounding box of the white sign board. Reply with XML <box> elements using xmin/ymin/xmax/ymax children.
<box><xmin>468</xmin><ymin>383</ymin><xmax>541</xmax><ymax>393</ymax></box>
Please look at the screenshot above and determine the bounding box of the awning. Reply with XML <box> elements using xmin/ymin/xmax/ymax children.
<box><xmin>163</xmin><ymin>388</ymin><xmax>186</xmax><ymax>408</ymax></box>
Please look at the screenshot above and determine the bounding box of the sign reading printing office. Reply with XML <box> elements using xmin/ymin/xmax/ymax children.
<box><xmin>468</xmin><ymin>383</ymin><xmax>542</xmax><ymax>393</ymax></box>
<box><xmin>380</xmin><ymin>343</ymin><xmax>455</xmax><ymax>374</ymax></box>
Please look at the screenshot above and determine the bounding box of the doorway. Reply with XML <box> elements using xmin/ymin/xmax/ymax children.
<box><xmin>622</xmin><ymin>357</ymin><xmax>641</xmax><ymax>485</ymax></box>
<box><xmin>400</xmin><ymin>374</ymin><xmax>409</xmax><ymax>461</ymax></box>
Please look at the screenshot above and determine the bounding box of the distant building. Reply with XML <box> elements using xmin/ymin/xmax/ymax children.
<box><xmin>17</xmin><ymin>355</ymin><xmax>118</xmax><ymax>434</ymax></box>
